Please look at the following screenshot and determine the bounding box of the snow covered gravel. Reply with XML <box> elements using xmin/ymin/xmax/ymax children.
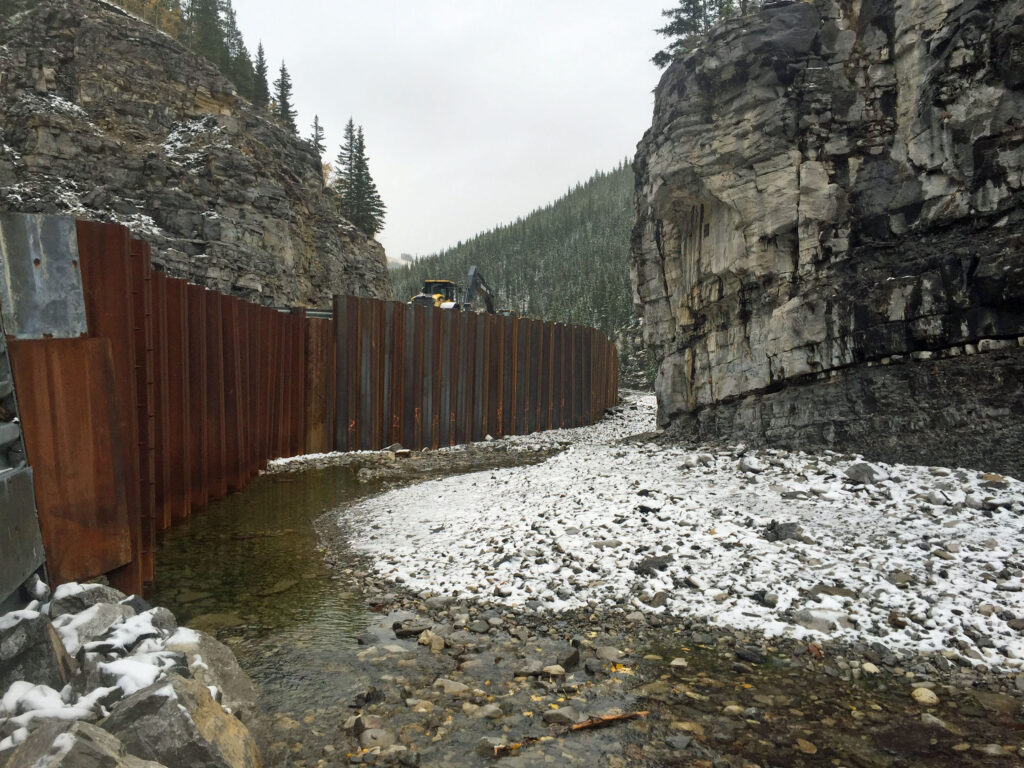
<box><xmin>344</xmin><ymin>391</ymin><xmax>1024</xmax><ymax>670</ymax></box>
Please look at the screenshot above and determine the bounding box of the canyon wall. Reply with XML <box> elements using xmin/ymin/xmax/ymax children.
<box><xmin>631</xmin><ymin>0</ymin><xmax>1024</xmax><ymax>475</ymax></box>
<box><xmin>0</xmin><ymin>0</ymin><xmax>392</xmax><ymax>307</ymax></box>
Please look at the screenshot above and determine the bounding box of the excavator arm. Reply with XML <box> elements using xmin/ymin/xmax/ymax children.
<box><xmin>464</xmin><ymin>266</ymin><xmax>495</xmax><ymax>314</ymax></box>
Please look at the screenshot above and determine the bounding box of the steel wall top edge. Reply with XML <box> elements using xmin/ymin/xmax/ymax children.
<box><xmin>0</xmin><ymin>214</ymin><xmax>87</xmax><ymax>339</ymax></box>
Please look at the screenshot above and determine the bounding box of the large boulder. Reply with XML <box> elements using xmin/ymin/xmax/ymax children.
<box><xmin>0</xmin><ymin>610</ymin><xmax>75</xmax><ymax>693</ymax></box>
<box><xmin>48</xmin><ymin>584</ymin><xmax>128</xmax><ymax>619</ymax></box>
<box><xmin>4</xmin><ymin>720</ymin><xmax>167</xmax><ymax>768</ymax></box>
<box><xmin>51</xmin><ymin>602</ymin><xmax>136</xmax><ymax>656</ymax></box>
<box><xmin>163</xmin><ymin>629</ymin><xmax>258</xmax><ymax>722</ymax></box>
<box><xmin>100</xmin><ymin>674</ymin><xmax>260</xmax><ymax>768</ymax></box>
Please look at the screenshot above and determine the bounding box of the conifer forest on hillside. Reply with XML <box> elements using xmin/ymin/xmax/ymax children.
<box><xmin>390</xmin><ymin>164</ymin><xmax>654</xmax><ymax>386</ymax></box>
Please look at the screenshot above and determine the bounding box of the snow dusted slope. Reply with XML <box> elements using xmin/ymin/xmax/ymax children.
<box><xmin>346</xmin><ymin>392</ymin><xmax>1024</xmax><ymax>670</ymax></box>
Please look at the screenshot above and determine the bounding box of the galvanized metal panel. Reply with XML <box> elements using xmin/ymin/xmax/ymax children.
<box><xmin>0</xmin><ymin>468</ymin><xmax>44</xmax><ymax>603</ymax></box>
<box><xmin>0</xmin><ymin>214</ymin><xmax>87</xmax><ymax>339</ymax></box>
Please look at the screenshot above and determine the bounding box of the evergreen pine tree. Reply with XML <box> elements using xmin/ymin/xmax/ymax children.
<box><xmin>183</xmin><ymin>0</ymin><xmax>226</xmax><ymax>65</ymax></box>
<box><xmin>253</xmin><ymin>42</ymin><xmax>270</xmax><ymax>109</ymax></box>
<box><xmin>219</xmin><ymin>0</ymin><xmax>254</xmax><ymax>99</ymax></box>
<box><xmin>310</xmin><ymin>115</ymin><xmax>326</xmax><ymax>158</ymax></box>
<box><xmin>331</xmin><ymin>118</ymin><xmax>357</xmax><ymax>210</ymax></box>
<box><xmin>331</xmin><ymin>119</ymin><xmax>385</xmax><ymax>237</ymax></box>
<box><xmin>350</xmin><ymin>127</ymin><xmax>386</xmax><ymax>237</ymax></box>
<box><xmin>273</xmin><ymin>61</ymin><xmax>298</xmax><ymax>134</ymax></box>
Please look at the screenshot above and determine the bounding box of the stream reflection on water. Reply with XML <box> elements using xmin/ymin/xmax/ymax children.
<box><xmin>151</xmin><ymin>466</ymin><xmax>378</xmax><ymax>713</ymax></box>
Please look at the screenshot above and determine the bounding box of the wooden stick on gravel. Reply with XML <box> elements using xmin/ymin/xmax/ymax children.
<box><xmin>492</xmin><ymin>711</ymin><xmax>650</xmax><ymax>759</ymax></box>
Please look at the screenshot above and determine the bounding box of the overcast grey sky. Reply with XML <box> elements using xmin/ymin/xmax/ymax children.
<box><xmin>232</xmin><ymin>1</ymin><xmax>669</xmax><ymax>259</ymax></box>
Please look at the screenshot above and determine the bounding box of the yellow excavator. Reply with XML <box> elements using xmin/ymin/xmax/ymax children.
<box><xmin>408</xmin><ymin>267</ymin><xmax>495</xmax><ymax>313</ymax></box>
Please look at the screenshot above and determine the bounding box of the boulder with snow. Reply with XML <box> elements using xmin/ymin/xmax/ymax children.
<box><xmin>0</xmin><ymin>610</ymin><xmax>76</xmax><ymax>693</ymax></box>
<box><xmin>4</xmin><ymin>720</ymin><xmax>167</xmax><ymax>768</ymax></box>
<box><xmin>164</xmin><ymin>629</ymin><xmax>258</xmax><ymax>721</ymax></box>
<box><xmin>48</xmin><ymin>584</ymin><xmax>128</xmax><ymax>619</ymax></box>
<box><xmin>100</xmin><ymin>674</ymin><xmax>260</xmax><ymax>768</ymax></box>
<box><xmin>844</xmin><ymin>463</ymin><xmax>889</xmax><ymax>485</ymax></box>
<box><xmin>51</xmin><ymin>603</ymin><xmax>136</xmax><ymax>657</ymax></box>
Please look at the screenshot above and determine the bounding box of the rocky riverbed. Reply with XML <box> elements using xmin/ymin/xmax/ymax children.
<box><xmin>4</xmin><ymin>392</ymin><xmax>1022</xmax><ymax>767</ymax></box>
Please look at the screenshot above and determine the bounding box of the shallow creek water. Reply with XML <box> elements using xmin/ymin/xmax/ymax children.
<box><xmin>150</xmin><ymin>466</ymin><xmax>398</xmax><ymax>714</ymax></box>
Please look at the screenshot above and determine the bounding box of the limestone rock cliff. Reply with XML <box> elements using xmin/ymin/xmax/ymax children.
<box><xmin>0</xmin><ymin>0</ymin><xmax>393</xmax><ymax>306</ymax></box>
<box><xmin>632</xmin><ymin>0</ymin><xmax>1024</xmax><ymax>474</ymax></box>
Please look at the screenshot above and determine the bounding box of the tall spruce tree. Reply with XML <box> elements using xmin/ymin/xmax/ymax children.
<box><xmin>253</xmin><ymin>42</ymin><xmax>270</xmax><ymax>108</ymax></box>
<box><xmin>273</xmin><ymin>61</ymin><xmax>297</xmax><ymax>134</ymax></box>
<box><xmin>332</xmin><ymin>119</ymin><xmax>385</xmax><ymax>237</ymax></box>
<box><xmin>219</xmin><ymin>0</ymin><xmax>254</xmax><ymax>99</ymax></box>
<box><xmin>183</xmin><ymin>0</ymin><xmax>225</xmax><ymax>65</ymax></box>
<box><xmin>331</xmin><ymin>119</ymin><xmax>357</xmax><ymax>206</ymax></box>
<box><xmin>310</xmin><ymin>115</ymin><xmax>326</xmax><ymax>157</ymax></box>
<box><xmin>351</xmin><ymin>127</ymin><xmax>386</xmax><ymax>237</ymax></box>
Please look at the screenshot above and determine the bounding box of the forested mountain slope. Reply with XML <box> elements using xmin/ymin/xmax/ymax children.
<box><xmin>391</xmin><ymin>163</ymin><xmax>653</xmax><ymax>386</ymax></box>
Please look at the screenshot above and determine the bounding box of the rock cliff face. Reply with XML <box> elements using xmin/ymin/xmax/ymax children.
<box><xmin>0</xmin><ymin>0</ymin><xmax>393</xmax><ymax>307</ymax></box>
<box><xmin>632</xmin><ymin>0</ymin><xmax>1024</xmax><ymax>475</ymax></box>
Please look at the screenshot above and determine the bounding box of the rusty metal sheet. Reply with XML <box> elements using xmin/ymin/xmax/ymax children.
<box><xmin>75</xmin><ymin>220</ymin><xmax>142</xmax><ymax>595</ymax></box>
<box><xmin>530</xmin><ymin>320</ymin><xmax>542</xmax><ymax>433</ymax></box>
<box><xmin>0</xmin><ymin>214</ymin><xmax>88</xmax><ymax>339</ymax></box>
<box><xmin>222</xmin><ymin>297</ymin><xmax>245</xmax><ymax>490</ymax></box>
<box><xmin>186</xmin><ymin>283</ymin><xmax>209</xmax><ymax>510</ymax></box>
<box><xmin>430</xmin><ymin>308</ymin><xmax>443</xmax><ymax>448</ymax></box>
<box><xmin>537</xmin><ymin>322</ymin><xmax>547</xmax><ymax>431</ymax></box>
<box><xmin>410</xmin><ymin>304</ymin><xmax>424</xmax><ymax>449</ymax></box>
<box><xmin>420</xmin><ymin>307</ymin><xmax>435</xmax><ymax>449</ymax></box>
<box><xmin>498</xmin><ymin>316</ymin><xmax>512</xmax><ymax>437</ymax></box>
<box><xmin>458</xmin><ymin>312</ymin><xmax>473</xmax><ymax>445</ymax></box>
<box><xmin>357</xmin><ymin>299</ymin><xmax>372</xmax><ymax>450</ymax></box>
<box><xmin>9</xmin><ymin>338</ymin><xmax>131</xmax><ymax>585</ymax></box>
<box><xmin>128</xmin><ymin>239</ymin><xmax>156</xmax><ymax>584</ymax></box>
<box><xmin>292</xmin><ymin>311</ymin><xmax>307</xmax><ymax>457</ymax></box>
<box><xmin>205</xmin><ymin>291</ymin><xmax>226</xmax><ymax>500</ymax></box>
<box><xmin>372</xmin><ymin>301</ymin><xmax>385</xmax><ymax>450</ymax></box>
<box><xmin>489</xmin><ymin>314</ymin><xmax>503</xmax><ymax>437</ymax></box>
<box><xmin>150</xmin><ymin>273</ymin><xmax>171</xmax><ymax>532</ymax></box>
<box><xmin>439</xmin><ymin>311</ymin><xmax>452</xmax><ymax>447</ymax></box>
<box><xmin>472</xmin><ymin>313</ymin><xmax>485</xmax><ymax>442</ymax></box>
<box><xmin>163</xmin><ymin>279</ymin><xmax>190</xmax><ymax>521</ymax></box>
<box><xmin>388</xmin><ymin>303</ymin><xmax>404</xmax><ymax>447</ymax></box>
<box><xmin>515</xmin><ymin>319</ymin><xmax>529</xmax><ymax>435</ymax></box>
<box><xmin>304</xmin><ymin>318</ymin><xmax>334</xmax><ymax>454</ymax></box>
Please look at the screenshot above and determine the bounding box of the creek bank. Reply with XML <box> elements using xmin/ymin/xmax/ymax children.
<box><xmin>284</xmin><ymin>549</ymin><xmax>1024</xmax><ymax>767</ymax></box>
<box><xmin>0</xmin><ymin>580</ymin><xmax>260</xmax><ymax>768</ymax></box>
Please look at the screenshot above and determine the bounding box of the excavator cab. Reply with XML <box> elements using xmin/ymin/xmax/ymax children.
<box><xmin>410</xmin><ymin>279</ymin><xmax>459</xmax><ymax>308</ymax></box>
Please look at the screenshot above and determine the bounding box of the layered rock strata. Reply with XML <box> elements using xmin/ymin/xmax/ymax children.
<box><xmin>0</xmin><ymin>0</ymin><xmax>392</xmax><ymax>307</ymax></box>
<box><xmin>631</xmin><ymin>0</ymin><xmax>1024</xmax><ymax>475</ymax></box>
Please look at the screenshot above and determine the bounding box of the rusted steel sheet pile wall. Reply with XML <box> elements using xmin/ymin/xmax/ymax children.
<box><xmin>5</xmin><ymin>221</ymin><xmax>328</xmax><ymax>595</ymax></box>
<box><xmin>3</xmin><ymin>218</ymin><xmax>618</xmax><ymax>595</ymax></box>
<box><xmin>333</xmin><ymin>295</ymin><xmax>619</xmax><ymax>451</ymax></box>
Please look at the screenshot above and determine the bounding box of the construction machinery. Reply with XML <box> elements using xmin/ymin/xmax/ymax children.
<box><xmin>408</xmin><ymin>267</ymin><xmax>495</xmax><ymax>313</ymax></box>
<box><xmin>409</xmin><ymin>279</ymin><xmax>460</xmax><ymax>309</ymax></box>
